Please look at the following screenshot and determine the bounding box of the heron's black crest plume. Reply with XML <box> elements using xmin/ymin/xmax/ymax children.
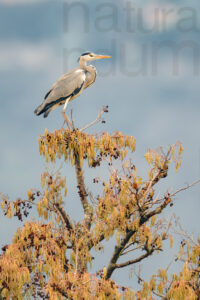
<box><xmin>81</xmin><ymin>52</ymin><xmax>91</xmax><ymax>56</ymax></box>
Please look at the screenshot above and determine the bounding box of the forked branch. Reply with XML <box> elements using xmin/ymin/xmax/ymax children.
<box><xmin>105</xmin><ymin>229</ymin><xmax>136</xmax><ymax>279</ymax></box>
<box><xmin>115</xmin><ymin>249</ymin><xmax>154</xmax><ymax>269</ymax></box>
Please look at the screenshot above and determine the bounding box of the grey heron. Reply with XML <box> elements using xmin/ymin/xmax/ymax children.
<box><xmin>34</xmin><ymin>52</ymin><xmax>111</xmax><ymax>126</ymax></box>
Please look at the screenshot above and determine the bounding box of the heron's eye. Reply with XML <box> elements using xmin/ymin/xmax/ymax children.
<box><xmin>89</xmin><ymin>54</ymin><xmax>93</xmax><ymax>57</ymax></box>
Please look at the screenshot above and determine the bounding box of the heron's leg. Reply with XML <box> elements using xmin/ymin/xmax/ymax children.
<box><xmin>62</xmin><ymin>98</ymin><xmax>72</xmax><ymax>129</ymax></box>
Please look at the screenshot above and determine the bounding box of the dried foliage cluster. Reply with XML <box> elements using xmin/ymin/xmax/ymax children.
<box><xmin>0</xmin><ymin>125</ymin><xmax>199</xmax><ymax>299</ymax></box>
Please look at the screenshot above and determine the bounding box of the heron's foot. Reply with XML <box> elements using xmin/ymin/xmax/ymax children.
<box><xmin>62</xmin><ymin>111</ymin><xmax>73</xmax><ymax>129</ymax></box>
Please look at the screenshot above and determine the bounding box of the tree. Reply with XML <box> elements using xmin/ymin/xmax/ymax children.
<box><xmin>0</xmin><ymin>110</ymin><xmax>199</xmax><ymax>299</ymax></box>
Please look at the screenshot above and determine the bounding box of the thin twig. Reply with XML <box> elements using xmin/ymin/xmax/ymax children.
<box><xmin>173</xmin><ymin>221</ymin><xmax>198</xmax><ymax>247</ymax></box>
<box><xmin>168</xmin><ymin>179</ymin><xmax>200</xmax><ymax>198</ymax></box>
<box><xmin>156</xmin><ymin>179</ymin><xmax>200</xmax><ymax>203</ymax></box>
<box><xmin>121</xmin><ymin>244</ymin><xmax>142</xmax><ymax>256</ymax></box>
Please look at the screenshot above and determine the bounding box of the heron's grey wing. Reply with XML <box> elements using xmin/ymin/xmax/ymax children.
<box><xmin>43</xmin><ymin>68</ymin><xmax>86</xmax><ymax>107</ymax></box>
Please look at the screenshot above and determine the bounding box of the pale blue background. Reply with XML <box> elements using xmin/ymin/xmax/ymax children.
<box><xmin>0</xmin><ymin>0</ymin><xmax>199</xmax><ymax>292</ymax></box>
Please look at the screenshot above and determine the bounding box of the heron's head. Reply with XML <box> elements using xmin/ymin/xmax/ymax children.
<box><xmin>78</xmin><ymin>52</ymin><xmax>111</xmax><ymax>63</ymax></box>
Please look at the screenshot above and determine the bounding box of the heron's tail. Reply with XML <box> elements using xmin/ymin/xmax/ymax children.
<box><xmin>34</xmin><ymin>103</ymin><xmax>52</xmax><ymax>118</ymax></box>
<box><xmin>34</xmin><ymin>104</ymin><xmax>45</xmax><ymax>116</ymax></box>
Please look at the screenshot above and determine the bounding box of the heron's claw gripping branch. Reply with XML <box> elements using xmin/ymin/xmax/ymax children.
<box><xmin>62</xmin><ymin>111</ymin><xmax>73</xmax><ymax>129</ymax></box>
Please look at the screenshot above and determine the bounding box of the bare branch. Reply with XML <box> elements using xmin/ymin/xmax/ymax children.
<box><xmin>54</xmin><ymin>203</ymin><xmax>73</xmax><ymax>232</ymax></box>
<box><xmin>80</xmin><ymin>107</ymin><xmax>105</xmax><ymax>132</ymax></box>
<box><xmin>115</xmin><ymin>250</ymin><xmax>153</xmax><ymax>269</ymax></box>
<box><xmin>142</xmin><ymin>171</ymin><xmax>160</xmax><ymax>201</ymax></box>
<box><xmin>74</xmin><ymin>152</ymin><xmax>93</xmax><ymax>230</ymax></box>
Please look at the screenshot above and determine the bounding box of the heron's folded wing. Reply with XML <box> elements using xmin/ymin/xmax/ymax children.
<box><xmin>43</xmin><ymin>68</ymin><xmax>86</xmax><ymax>106</ymax></box>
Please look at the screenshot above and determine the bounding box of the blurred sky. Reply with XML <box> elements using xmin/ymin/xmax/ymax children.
<box><xmin>0</xmin><ymin>0</ymin><xmax>200</xmax><ymax>291</ymax></box>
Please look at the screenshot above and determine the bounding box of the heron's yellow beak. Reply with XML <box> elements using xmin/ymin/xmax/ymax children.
<box><xmin>95</xmin><ymin>55</ymin><xmax>112</xmax><ymax>59</ymax></box>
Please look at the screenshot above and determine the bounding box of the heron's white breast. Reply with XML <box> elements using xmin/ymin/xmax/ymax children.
<box><xmin>75</xmin><ymin>69</ymin><xmax>86</xmax><ymax>81</ymax></box>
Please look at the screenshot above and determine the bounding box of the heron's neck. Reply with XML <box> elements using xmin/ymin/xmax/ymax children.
<box><xmin>79</xmin><ymin>59</ymin><xmax>95</xmax><ymax>73</ymax></box>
